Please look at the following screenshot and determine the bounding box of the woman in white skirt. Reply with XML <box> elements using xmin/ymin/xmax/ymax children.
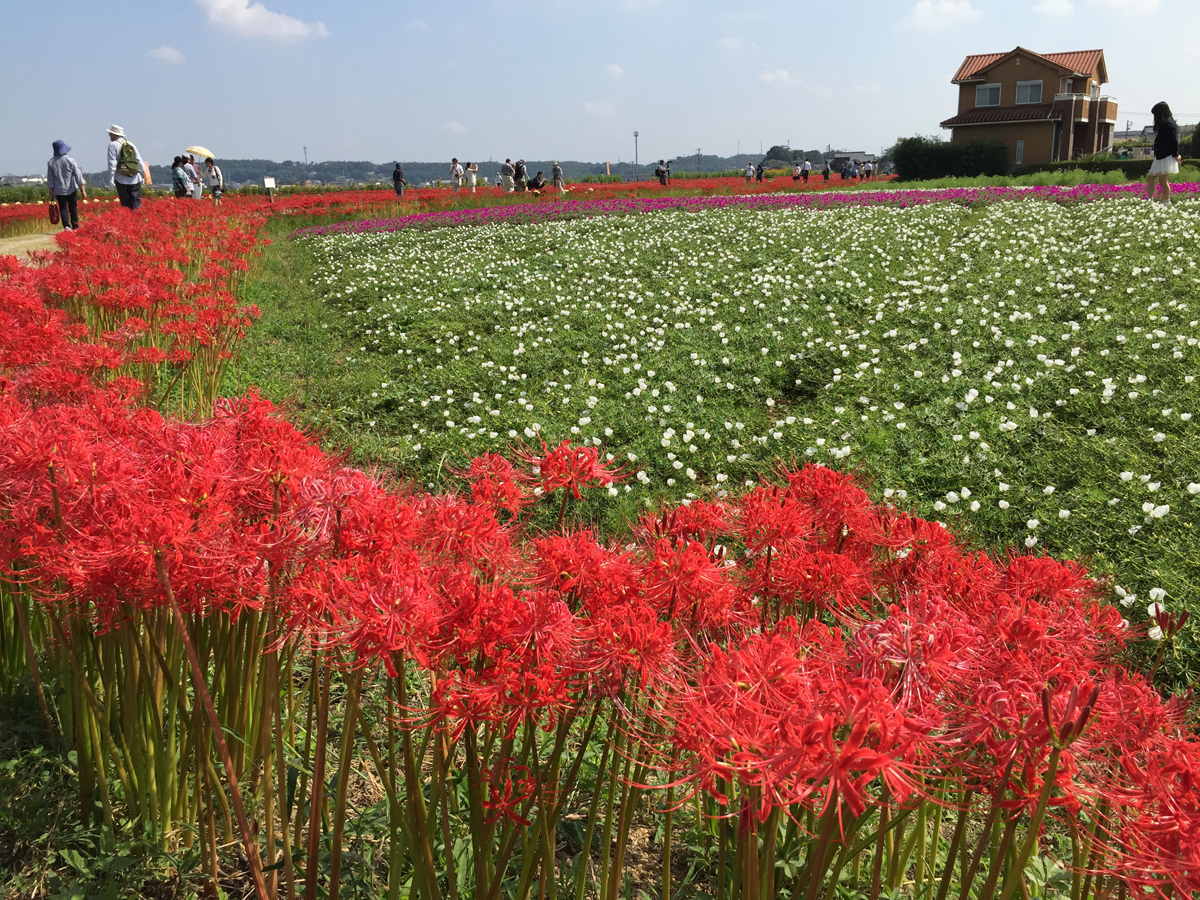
<box><xmin>1146</xmin><ymin>101</ymin><xmax>1182</xmax><ymax>204</ymax></box>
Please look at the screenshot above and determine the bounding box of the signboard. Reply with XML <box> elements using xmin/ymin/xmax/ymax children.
<box><xmin>263</xmin><ymin>177</ymin><xmax>276</xmax><ymax>189</ymax></box>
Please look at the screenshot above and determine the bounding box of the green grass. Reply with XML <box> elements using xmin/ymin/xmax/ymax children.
<box><xmin>234</xmin><ymin>196</ymin><xmax>1200</xmax><ymax>688</ymax></box>
<box><xmin>899</xmin><ymin>165</ymin><xmax>1200</xmax><ymax>189</ymax></box>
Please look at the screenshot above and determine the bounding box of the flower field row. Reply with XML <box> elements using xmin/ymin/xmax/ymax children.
<box><xmin>295</xmin><ymin>192</ymin><xmax>1200</xmax><ymax>686</ymax></box>
<box><xmin>292</xmin><ymin>180</ymin><xmax>1200</xmax><ymax>239</ymax></box>
<box><xmin>1</xmin><ymin>196</ymin><xmax>1198</xmax><ymax>900</ymax></box>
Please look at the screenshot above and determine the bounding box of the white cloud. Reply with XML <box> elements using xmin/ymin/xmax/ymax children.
<box><xmin>407</xmin><ymin>19</ymin><xmax>429</xmax><ymax>32</ymax></box>
<box><xmin>902</xmin><ymin>0</ymin><xmax>982</xmax><ymax>29</ymax></box>
<box><xmin>1096</xmin><ymin>0</ymin><xmax>1159</xmax><ymax>8</ymax></box>
<box><xmin>718</xmin><ymin>36</ymin><xmax>761</xmax><ymax>53</ymax></box>
<box><xmin>148</xmin><ymin>45</ymin><xmax>185</xmax><ymax>64</ymax></box>
<box><xmin>442</xmin><ymin>121</ymin><xmax>468</xmax><ymax>134</ymax></box>
<box><xmin>194</xmin><ymin>0</ymin><xmax>328</xmax><ymax>41</ymax></box>
<box><xmin>583</xmin><ymin>101</ymin><xmax>618</xmax><ymax>118</ymax></box>
<box><xmin>606</xmin><ymin>63</ymin><xmax>625</xmax><ymax>78</ymax></box>
<box><xmin>1033</xmin><ymin>0</ymin><xmax>1073</xmax><ymax>13</ymax></box>
<box><xmin>759</xmin><ymin>69</ymin><xmax>792</xmax><ymax>85</ymax></box>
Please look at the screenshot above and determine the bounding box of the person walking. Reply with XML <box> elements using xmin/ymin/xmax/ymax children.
<box><xmin>204</xmin><ymin>157</ymin><xmax>224</xmax><ymax>206</ymax></box>
<box><xmin>745</xmin><ymin>161</ymin><xmax>755</xmax><ymax>183</ymax></box>
<box><xmin>47</xmin><ymin>139</ymin><xmax>87</xmax><ymax>230</ymax></box>
<box><xmin>802</xmin><ymin>158</ymin><xmax>812</xmax><ymax>182</ymax></box>
<box><xmin>552</xmin><ymin>161</ymin><xmax>565</xmax><ymax>197</ymax></box>
<box><xmin>392</xmin><ymin>162</ymin><xmax>406</xmax><ymax>197</ymax></box>
<box><xmin>755</xmin><ymin>162</ymin><xmax>765</xmax><ymax>183</ymax></box>
<box><xmin>171</xmin><ymin>156</ymin><xmax>194</xmax><ymax>198</ymax></box>
<box><xmin>106</xmin><ymin>125</ymin><xmax>146</xmax><ymax>209</ymax></box>
<box><xmin>822</xmin><ymin>162</ymin><xmax>830</xmax><ymax>182</ymax></box>
<box><xmin>450</xmin><ymin>157</ymin><xmax>464</xmax><ymax>193</ymax></box>
<box><xmin>792</xmin><ymin>162</ymin><xmax>802</xmax><ymax>183</ymax></box>
<box><xmin>500</xmin><ymin>159</ymin><xmax>515</xmax><ymax>193</ymax></box>
<box><xmin>466</xmin><ymin>162</ymin><xmax>478</xmax><ymax>193</ymax></box>
<box><xmin>1146</xmin><ymin>101</ymin><xmax>1182</xmax><ymax>204</ymax></box>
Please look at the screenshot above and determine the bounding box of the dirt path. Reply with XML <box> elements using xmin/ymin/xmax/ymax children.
<box><xmin>0</xmin><ymin>230</ymin><xmax>62</xmax><ymax>260</ymax></box>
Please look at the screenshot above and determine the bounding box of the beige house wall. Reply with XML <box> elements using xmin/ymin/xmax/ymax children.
<box><xmin>950</xmin><ymin>121</ymin><xmax>1057</xmax><ymax>167</ymax></box>
<box><xmin>956</xmin><ymin>55</ymin><xmax>1069</xmax><ymax>113</ymax></box>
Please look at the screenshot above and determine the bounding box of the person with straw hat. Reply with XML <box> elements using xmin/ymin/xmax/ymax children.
<box><xmin>106</xmin><ymin>124</ymin><xmax>146</xmax><ymax>209</ymax></box>
<box><xmin>47</xmin><ymin>139</ymin><xmax>87</xmax><ymax>230</ymax></box>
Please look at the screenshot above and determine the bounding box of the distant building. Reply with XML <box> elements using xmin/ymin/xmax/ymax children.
<box><xmin>0</xmin><ymin>175</ymin><xmax>48</xmax><ymax>186</ymax></box>
<box><xmin>939</xmin><ymin>47</ymin><xmax>1117</xmax><ymax>167</ymax></box>
<box><xmin>828</xmin><ymin>152</ymin><xmax>877</xmax><ymax>171</ymax></box>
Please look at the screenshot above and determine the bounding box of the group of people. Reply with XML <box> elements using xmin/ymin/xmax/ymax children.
<box><xmin>45</xmin><ymin>125</ymin><xmax>224</xmax><ymax>230</ymax></box>
<box><xmin>499</xmin><ymin>159</ymin><xmax>566</xmax><ymax>196</ymax></box>
<box><xmin>171</xmin><ymin>154</ymin><xmax>224</xmax><ymax>204</ymax></box>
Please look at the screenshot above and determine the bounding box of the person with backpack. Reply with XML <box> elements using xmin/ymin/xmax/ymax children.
<box><xmin>46</xmin><ymin>139</ymin><xmax>87</xmax><ymax>230</ymax></box>
<box><xmin>514</xmin><ymin>160</ymin><xmax>527</xmax><ymax>192</ymax></box>
<box><xmin>204</xmin><ymin>158</ymin><xmax>224</xmax><ymax>206</ymax></box>
<box><xmin>106</xmin><ymin>125</ymin><xmax>147</xmax><ymax>209</ymax></box>
<box><xmin>392</xmin><ymin>163</ymin><xmax>406</xmax><ymax>197</ymax></box>
<box><xmin>171</xmin><ymin>156</ymin><xmax>194</xmax><ymax>198</ymax></box>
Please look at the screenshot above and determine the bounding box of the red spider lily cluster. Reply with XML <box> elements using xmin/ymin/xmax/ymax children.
<box><xmin>1</xmin><ymin>198</ymin><xmax>1197</xmax><ymax>900</ymax></box>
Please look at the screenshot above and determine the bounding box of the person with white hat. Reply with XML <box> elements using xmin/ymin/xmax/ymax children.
<box><xmin>105</xmin><ymin>124</ymin><xmax>147</xmax><ymax>209</ymax></box>
<box><xmin>47</xmin><ymin>140</ymin><xmax>88</xmax><ymax>230</ymax></box>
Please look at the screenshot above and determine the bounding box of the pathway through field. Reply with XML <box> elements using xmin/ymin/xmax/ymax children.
<box><xmin>0</xmin><ymin>230</ymin><xmax>61</xmax><ymax>260</ymax></box>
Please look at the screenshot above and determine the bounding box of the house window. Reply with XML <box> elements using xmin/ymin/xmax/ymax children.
<box><xmin>976</xmin><ymin>83</ymin><xmax>1001</xmax><ymax>107</ymax></box>
<box><xmin>1016</xmin><ymin>80</ymin><xmax>1043</xmax><ymax>104</ymax></box>
<box><xmin>1015</xmin><ymin>140</ymin><xmax>1025</xmax><ymax>166</ymax></box>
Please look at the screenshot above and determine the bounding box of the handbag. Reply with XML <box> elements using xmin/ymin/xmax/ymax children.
<box><xmin>48</xmin><ymin>201</ymin><xmax>60</xmax><ymax>226</ymax></box>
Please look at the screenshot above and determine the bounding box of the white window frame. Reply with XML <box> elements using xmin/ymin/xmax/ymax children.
<box><xmin>1015</xmin><ymin>140</ymin><xmax>1025</xmax><ymax>166</ymax></box>
<box><xmin>1015</xmin><ymin>80</ymin><xmax>1043</xmax><ymax>105</ymax></box>
<box><xmin>976</xmin><ymin>83</ymin><xmax>1002</xmax><ymax>107</ymax></box>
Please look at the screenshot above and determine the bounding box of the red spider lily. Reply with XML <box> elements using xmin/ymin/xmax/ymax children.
<box><xmin>518</xmin><ymin>439</ymin><xmax>625</xmax><ymax>500</ymax></box>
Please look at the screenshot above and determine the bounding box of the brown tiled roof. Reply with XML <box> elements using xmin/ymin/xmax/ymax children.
<box><xmin>952</xmin><ymin>48</ymin><xmax>1106</xmax><ymax>83</ymax></box>
<box><xmin>940</xmin><ymin>104</ymin><xmax>1059</xmax><ymax>128</ymax></box>
<box><xmin>952</xmin><ymin>53</ymin><xmax>1005</xmax><ymax>83</ymax></box>
<box><xmin>1043</xmin><ymin>50</ymin><xmax>1105</xmax><ymax>80</ymax></box>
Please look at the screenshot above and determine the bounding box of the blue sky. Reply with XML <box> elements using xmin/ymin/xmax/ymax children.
<box><xmin>2</xmin><ymin>0</ymin><xmax>1197</xmax><ymax>174</ymax></box>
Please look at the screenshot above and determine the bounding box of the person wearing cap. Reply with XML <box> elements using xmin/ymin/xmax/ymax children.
<box><xmin>47</xmin><ymin>139</ymin><xmax>87</xmax><ymax>230</ymax></box>
<box><xmin>105</xmin><ymin>125</ymin><xmax>147</xmax><ymax>209</ymax></box>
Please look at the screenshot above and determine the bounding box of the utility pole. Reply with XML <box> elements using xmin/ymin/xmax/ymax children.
<box><xmin>633</xmin><ymin>131</ymin><xmax>639</xmax><ymax>181</ymax></box>
<box><xmin>303</xmin><ymin>146</ymin><xmax>308</xmax><ymax>184</ymax></box>
<box><xmin>696</xmin><ymin>147</ymin><xmax>701</xmax><ymax>174</ymax></box>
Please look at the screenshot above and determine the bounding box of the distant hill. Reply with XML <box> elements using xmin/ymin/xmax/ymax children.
<box><xmin>85</xmin><ymin>150</ymin><xmax>844</xmax><ymax>188</ymax></box>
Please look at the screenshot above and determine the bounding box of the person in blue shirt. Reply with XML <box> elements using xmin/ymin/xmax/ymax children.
<box><xmin>46</xmin><ymin>139</ymin><xmax>87</xmax><ymax>230</ymax></box>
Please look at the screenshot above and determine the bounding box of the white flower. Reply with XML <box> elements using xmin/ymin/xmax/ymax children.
<box><xmin>1149</xmin><ymin>587</ymin><xmax>1166</xmax><ymax>602</ymax></box>
<box><xmin>1148</xmin><ymin>625</ymin><xmax>1165</xmax><ymax>641</ymax></box>
<box><xmin>1058</xmin><ymin>509</ymin><xmax>1070</xmax><ymax>519</ymax></box>
<box><xmin>998</xmin><ymin>500</ymin><xmax>1010</xmax><ymax>509</ymax></box>
<box><xmin>1025</xmin><ymin>536</ymin><xmax>1038</xmax><ymax>548</ymax></box>
<box><xmin>998</xmin><ymin>482</ymin><xmax>1009</xmax><ymax>492</ymax></box>
<box><xmin>1043</xmin><ymin>485</ymin><xmax>1055</xmax><ymax>495</ymax></box>
<box><xmin>1026</xmin><ymin>519</ymin><xmax>1039</xmax><ymax>530</ymax></box>
<box><xmin>1147</xmin><ymin>602</ymin><xmax>1165</xmax><ymax>619</ymax></box>
<box><xmin>1151</xmin><ymin>505</ymin><xmax>1170</xmax><ymax>518</ymax></box>
<box><xmin>1188</xmin><ymin>483</ymin><xmax>1200</xmax><ymax>495</ymax></box>
<box><xmin>970</xmin><ymin>500</ymin><xmax>980</xmax><ymax>512</ymax></box>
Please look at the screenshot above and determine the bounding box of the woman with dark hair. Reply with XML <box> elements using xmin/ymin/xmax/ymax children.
<box><xmin>171</xmin><ymin>156</ymin><xmax>193</xmax><ymax>198</ymax></box>
<box><xmin>1146</xmin><ymin>101</ymin><xmax>1181</xmax><ymax>203</ymax></box>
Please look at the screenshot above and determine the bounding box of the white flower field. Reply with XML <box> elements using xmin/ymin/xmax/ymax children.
<box><xmin>299</xmin><ymin>197</ymin><xmax>1200</xmax><ymax>664</ymax></box>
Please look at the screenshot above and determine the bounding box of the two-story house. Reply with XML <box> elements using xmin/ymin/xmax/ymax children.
<box><xmin>939</xmin><ymin>47</ymin><xmax>1117</xmax><ymax>168</ymax></box>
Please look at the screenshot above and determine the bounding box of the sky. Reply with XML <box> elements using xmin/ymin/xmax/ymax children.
<box><xmin>2</xmin><ymin>0</ymin><xmax>1198</xmax><ymax>175</ymax></box>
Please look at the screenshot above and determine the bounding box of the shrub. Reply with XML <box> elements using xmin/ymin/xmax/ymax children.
<box><xmin>891</xmin><ymin>135</ymin><xmax>1009</xmax><ymax>181</ymax></box>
